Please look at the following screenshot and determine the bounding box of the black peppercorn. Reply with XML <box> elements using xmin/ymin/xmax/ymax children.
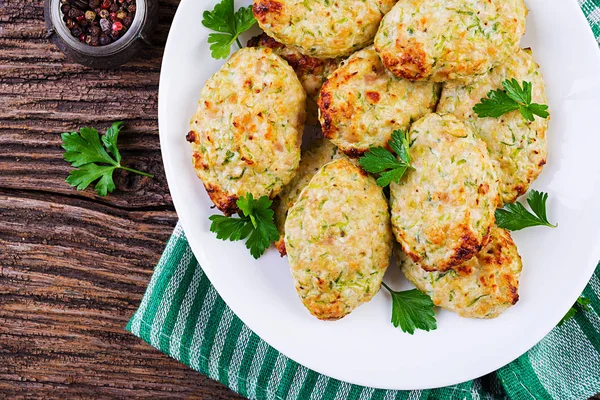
<box><xmin>99</xmin><ymin>34</ymin><xmax>112</xmax><ymax>45</ymax></box>
<box><xmin>89</xmin><ymin>25</ymin><xmax>101</xmax><ymax>36</ymax></box>
<box><xmin>71</xmin><ymin>27</ymin><xmax>82</xmax><ymax>37</ymax></box>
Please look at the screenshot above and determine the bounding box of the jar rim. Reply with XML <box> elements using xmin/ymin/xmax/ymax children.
<box><xmin>50</xmin><ymin>0</ymin><xmax>146</xmax><ymax>56</ymax></box>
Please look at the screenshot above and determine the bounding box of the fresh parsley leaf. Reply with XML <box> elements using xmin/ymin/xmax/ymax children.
<box><xmin>65</xmin><ymin>163</ymin><xmax>117</xmax><ymax>196</ymax></box>
<box><xmin>102</xmin><ymin>121</ymin><xmax>123</xmax><ymax>163</ymax></box>
<box><xmin>209</xmin><ymin>193</ymin><xmax>279</xmax><ymax>259</ymax></box>
<box><xmin>473</xmin><ymin>90</ymin><xmax>520</xmax><ymax>118</ymax></box>
<box><xmin>61</xmin><ymin>122</ymin><xmax>153</xmax><ymax>196</ymax></box>
<box><xmin>382</xmin><ymin>282</ymin><xmax>437</xmax><ymax>334</ymax></box>
<box><xmin>558</xmin><ymin>296</ymin><xmax>591</xmax><ymax>326</ymax></box>
<box><xmin>495</xmin><ymin>190</ymin><xmax>557</xmax><ymax>231</ymax></box>
<box><xmin>207</xmin><ymin>33</ymin><xmax>239</xmax><ymax>60</ymax></box>
<box><xmin>359</xmin><ymin>130</ymin><xmax>413</xmax><ymax>187</ymax></box>
<box><xmin>202</xmin><ymin>0</ymin><xmax>256</xmax><ymax>59</ymax></box>
<box><xmin>473</xmin><ymin>79</ymin><xmax>550</xmax><ymax>122</ymax></box>
<box><xmin>234</xmin><ymin>5</ymin><xmax>256</xmax><ymax>33</ymax></box>
<box><xmin>558</xmin><ymin>307</ymin><xmax>576</xmax><ymax>327</ymax></box>
<box><xmin>63</xmin><ymin>127</ymin><xmax>116</xmax><ymax>167</ymax></box>
<box><xmin>503</xmin><ymin>78</ymin><xmax>531</xmax><ymax>105</ymax></box>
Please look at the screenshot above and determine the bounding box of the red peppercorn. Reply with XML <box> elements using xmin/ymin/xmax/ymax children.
<box><xmin>101</xmin><ymin>0</ymin><xmax>111</xmax><ymax>9</ymax></box>
<box><xmin>112</xmin><ymin>21</ymin><xmax>123</xmax><ymax>32</ymax></box>
<box><xmin>79</xmin><ymin>34</ymin><xmax>86</xmax><ymax>42</ymax></box>
<box><xmin>109</xmin><ymin>12</ymin><xmax>117</xmax><ymax>20</ymax></box>
<box><xmin>76</xmin><ymin>14</ymin><xmax>85</xmax><ymax>22</ymax></box>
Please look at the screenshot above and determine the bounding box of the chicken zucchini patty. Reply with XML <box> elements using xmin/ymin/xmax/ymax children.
<box><xmin>253</xmin><ymin>0</ymin><xmax>397</xmax><ymax>58</ymax></box>
<box><xmin>273</xmin><ymin>139</ymin><xmax>343</xmax><ymax>256</ymax></box>
<box><xmin>390</xmin><ymin>113</ymin><xmax>499</xmax><ymax>272</ymax></box>
<box><xmin>187</xmin><ymin>47</ymin><xmax>306</xmax><ymax>215</ymax></box>
<box><xmin>247</xmin><ymin>33</ymin><xmax>342</xmax><ymax>125</ymax></box>
<box><xmin>318</xmin><ymin>47</ymin><xmax>440</xmax><ymax>157</ymax></box>
<box><xmin>285</xmin><ymin>158</ymin><xmax>393</xmax><ymax>320</ymax></box>
<box><xmin>374</xmin><ymin>0</ymin><xmax>527</xmax><ymax>82</ymax></box>
<box><xmin>399</xmin><ymin>226</ymin><xmax>522</xmax><ymax>318</ymax></box>
<box><xmin>437</xmin><ymin>49</ymin><xmax>548</xmax><ymax>204</ymax></box>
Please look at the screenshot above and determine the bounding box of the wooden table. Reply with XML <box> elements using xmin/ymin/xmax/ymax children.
<box><xmin>0</xmin><ymin>0</ymin><xmax>242</xmax><ymax>397</ymax></box>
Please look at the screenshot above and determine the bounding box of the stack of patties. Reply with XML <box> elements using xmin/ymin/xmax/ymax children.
<box><xmin>374</xmin><ymin>0</ymin><xmax>548</xmax><ymax>319</ymax></box>
<box><xmin>188</xmin><ymin>0</ymin><xmax>549</xmax><ymax>321</ymax></box>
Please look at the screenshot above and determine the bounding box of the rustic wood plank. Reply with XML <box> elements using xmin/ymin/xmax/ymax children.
<box><xmin>0</xmin><ymin>0</ymin><xmax>243</xmax><ymax>397</ymax></box>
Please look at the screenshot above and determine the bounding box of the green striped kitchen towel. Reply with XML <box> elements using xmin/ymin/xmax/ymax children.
<box><xmin>582</xmin><ymin>0</ymin><xmax>600</xmax><ymax>41</ymax></box>
<box><xmin>127</xmin><ymin>2</ymin><xmax>600</xmax><ymax>398</ymax></box>
<box><xmin>127</xmin><ymin>224</ymin><xmax>600</xmax><ymax>400</ymax></box>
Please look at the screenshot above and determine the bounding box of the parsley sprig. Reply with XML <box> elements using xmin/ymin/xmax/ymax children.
<box><xmin>381</xmin><ymin>282</ymin><xmax>437</xmax><ymax>334</ymax></box>
<box><xmin>473</xmin><ymin>79</ymin><xmax>549</xmax><ymax>122</ymax></box>
<box><xmin>209</xmin><ymin>193</ymin><xmax>279</xmax><ymax>259</ymax></box>
<box><xmin>495</xmin><ymin>190</ymin><xmax>557</xmax><ymax>231</ymax></box>
<box><xmin>558</xmin><ymin>296</ymin><xmax>590</xmax><ymax>326</ymax></box>
<box><xmin>358</xmin><ymin>130</ymin><xmax>413</xmax><ymax>187</ymax></box>
<box><xmin>202</xmin><ymin>0</ymin><xmax>256</xmax><ymax>59</ymax></box>
<box><xmin>61</xmin><ymin>122</ymin><xmax>152</xmax><ymax>196</ymax></box>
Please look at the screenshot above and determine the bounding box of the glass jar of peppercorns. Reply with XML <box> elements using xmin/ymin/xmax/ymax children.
<box><xmin>44</xmin><ymin>0</ymin><xmax>158</xmax><ymax>68</ymax></box>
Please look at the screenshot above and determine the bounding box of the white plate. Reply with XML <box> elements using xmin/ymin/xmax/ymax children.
<box><xmin>158</xmin><ymin>0</ymin><xmax>600</xmax><ymax>390</ymax></box>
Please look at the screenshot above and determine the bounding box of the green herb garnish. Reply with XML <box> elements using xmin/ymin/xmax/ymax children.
<box><xmin>495</xmin><ymin>190</ymin><xmax>557</xmax><ymax>231</ymax></box>
<box><xmin>209</xmin><ymin>193</ymin><xmax>279</xmax><ymax>259</ymax></box>
<box><xmin>558</xmin><ymin>296</ymin><xmax>590</xmax><ymax>326</ymax></box>
<box><xmin>358</xmin><ymin>130</ymin><xmax>413</xmax><ymax>187</ymax></box>
<box><xmin>473</xmin><ymin>79</ymin><xmax>549</xmax><ymax>122</ymax></box>
<box><xmin>61</xmin><ymin>122</ymin><xmax>152</xmax><ymax>196</ymax></box>
<box><xmin>202</xmin><ymin>0</ymin><xmax>256</xmax><ymax>59</ymax></box>
<box><xmin>381</xmin><ymin>282</ymin><xmax>437</xmax><ymax>334</ymax></box>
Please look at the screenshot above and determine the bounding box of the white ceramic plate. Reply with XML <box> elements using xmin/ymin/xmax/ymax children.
<box><xmin>158</xmin><ymin>0</ymin><xmax>600</xmax><ymax>390</ymax></box>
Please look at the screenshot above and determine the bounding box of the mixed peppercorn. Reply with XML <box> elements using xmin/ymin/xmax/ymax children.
<box><xmin>60</xmin><ymin>0</ymin><xmax>137</xmax><ymax>46</ymax></box>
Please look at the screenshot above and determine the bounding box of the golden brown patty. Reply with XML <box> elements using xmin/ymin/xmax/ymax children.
<box><xmin>247</xmin><ymin>33</ymin><xmax>341</xmax><ymax>125</ymax></box>
<box><xmin>188</xmin><ymin>47</ymin><xmax>305</xmax><ymax>215</ymax></box>
<box><xmin>374</xmin><ymin>0</ymin><xmax>527</xmax><ymax>82</ymax></box>
<box><xmin>253</xmin><ymin>0</ymin><xmax>397</xmax><ymax>58</ymax></box>
<box><xmin>285</xmin><ymin>158</ymin><xmax>393</xmax><ymax>320</ymax></box>
<box><xmin>437</xmin><ymin>49</ymin><xmax>549</xmax><ymax>204</ymax></box>
<box><xmin>318</xmin><ymin>47</ymin><xmax>440</xmax><ymax>157</ymax></box>
<box><xmin>390</xmin><ymin>113</ymin><xmax>499</xmax><ymax>272</ymax></box>
<box><xmin>273</xmin><ymin>139</ymin><xmax>343</xmax><ymax>255</ymax></box>
<box><xmin>399</xmin><ymin>226</ymin><xmax>522</xmax><ymax>318</ymax></box>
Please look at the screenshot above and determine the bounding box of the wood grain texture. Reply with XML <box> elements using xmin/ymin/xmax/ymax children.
<box><xmin>0</xmin><ymin>0</ymin><xmax>243</xmax><ymax>398</ymax></box>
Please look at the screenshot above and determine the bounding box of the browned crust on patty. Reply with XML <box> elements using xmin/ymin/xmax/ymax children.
<box><xmin>476</xmin><ymin>228</ymin><xmax>521</xmax><ymax>307</ymax></box>
<box><xmin>274</xmin><ymin>237</ymin><xmax>286</xmax><ymax>256</ymax></box>
<box><xmin>203</xmin><ymin>183</ymin><xmax>239</xmax><ymax>216</ymax></box>
<box><xmin>247</xmin><ymin>33</ymin><xmax>334</xmax><ymax>81</ymax></box>
<box><xmin>252</xmin><ymin>0</ymin><xmax>283</xmax><ymax>24</ymax></box>
<box><xmin>186</xmin><ymin>130</ymin><xmax>196</xmax><ymax>143</ymax></box>
<box><xmin>377</xmin><ymin>40</ymin><xmax>429</xmax><ymax>80</ymax></box>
